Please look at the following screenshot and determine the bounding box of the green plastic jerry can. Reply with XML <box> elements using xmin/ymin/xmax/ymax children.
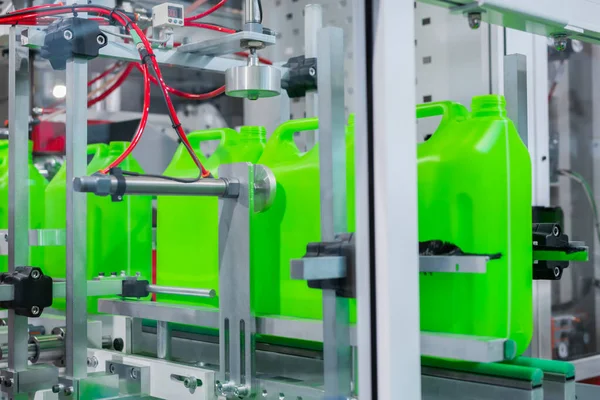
<box><xmin>0</xmin><ymin>140</ymin><xmax>47</xmax><ymax>272</ymax></box>
<box><xmin>252</xmin><ymin>118</ymin><xmax>356</xmax><ymax>319</ymax></box>
<box><xmin>45</xmin><ymin>142</ymin><xmax>152</xmax><ymax>314</ymax></box>
<box><xmin>156</xmin><ymin>127</ymin><xmax>267</xmax><ymax>306</ymax></box>
<box><xmin>417</xmin><ymin>95</ymin><xmax>533</xmax><ymax>356</ymax></box>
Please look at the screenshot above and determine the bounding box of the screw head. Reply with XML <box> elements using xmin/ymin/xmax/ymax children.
<box><xmin>113</xmin><ymin>338</ymin><xmax>124</xmax><ymax>352</ymax></box>
<box><xmin>553</xmin><ymin>35</ymin><xmax>568</xmax><ymax>52</ymax></box>
<box><xmin>87</xmin><ymin>356</ymin><xmax>98</xmax><ymax>368</ymax></box>
<box><xmin>130</xmin><ymin>368</ymin><xmax>139</xmax><ymax>380</ymax></box>
<box><xmin>108</xmin><ymin>363</ymin><xmax>116</xmax><ymax>374</ymax></box>
<box><xmin>30</xmin><ymin>269</ymin><xmax>40</xmax><ymax>279</ymax></box>
<box><xmin>552</xmin><ymin>225</ymin><xmax>561</xmax><ymax>237</ymax></box>
<box><xmin>64</xmin><ymin>386</ymin><xmax>74</xmax><ymax>396</ymax></box>
<box><xmin>63</xmin><ymin>29</ymin><xmax>73</xmax><ymax>41</ymax></box>
<box><xmin>468</xmin><ymin>12</ymin><xmax>482</xmax><ymax>29</ymax></box>
<box><xmin>309</xmin><ymin>67</ymin><xmax>316</xmax><ymax>76</ymax></box>
<box><xmin>96</xmin><ymin>34</ymin><xmax>106</xmax><ymax>46</ymax></box>
<box><xmin>554</xmin><ymin>267</ymin><xmax>561</xmax><ymax>277</ymax></box>
<box><xmin>4</xmin><ymin>378</ymin><xmax>13</xmax><ymax>387</ymax></box>
<box><xmin>52</xmin><ymin>384</ymin><xmax>64</xmax><ymax>394</ymax></box>
<box><xmin>31</xmin><ymin>305</ymin><xmax>40</xmax><ymax>316</ymax></box>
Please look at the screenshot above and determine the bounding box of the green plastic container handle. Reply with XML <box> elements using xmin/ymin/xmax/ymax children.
<box><xmin>186</xmin><ymin>129</ymin><xmax>237</xmax><ymax>152</ymax></box>
<box><xmin>270</xmin><ymin>118</ymin><xmax>319</xmax><ymax>144</ymax></box>
<box><xmin>87</xmin><ymin>143</ymin><xmax>108</xmax><ymax>158</ymax></box>
<box><xmin>416</xmin><ymin>101</ymin><xmax>469</xmax><ymax>123</ymax></box>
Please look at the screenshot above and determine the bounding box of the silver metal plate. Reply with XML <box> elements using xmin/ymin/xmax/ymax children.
<box><xmin>177</xmin><ymin>31</ymin><xmax>276</xmax><ymax>56</ymax></box>
<box><xmin>421</xmin><ymin>332</ymin><xmax>514</xmax><ymax>362</ymax></box>
<box><xmin>419</xmin><ymin>255</ymin><xmax>490</xmax><ymax>273</ymax></box>
<box><xmin>290</xmin><ymin>256</ymin><xmax>346</xmax><ymax>280</ymax></box>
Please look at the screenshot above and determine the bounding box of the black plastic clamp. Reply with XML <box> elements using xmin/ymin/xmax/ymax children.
<box><xmin>121</xmin><ymin>279</ymin><xmax>150</xmax><ymax>299</ymax></box>
<box><xmin>532</xmin><ymin>223</ymin><xmax>570</xmax><ymax>280</ymax></box>
<box><xmin>281</xmin><ymin>55</ymin><xmax>318</xmax><ymax>98</ymax></box>
<box><xmin>109</xmin><ymin>167</ymin><xmax>126</xmax><ymax>202</ymax></box>
<box><xmin>40</xmin><ymin>17</ymin><xmax>108</xmax><ymax>70</ymax></box>
<box><xmin>0</xmin><ymin>267</ymin><xmax>53</xmax><ymax>317</ymax></box>
<box><xmin>301</xmin><ymin>233</ymin><xmax>356</xmax><ymax>298</ymax></box>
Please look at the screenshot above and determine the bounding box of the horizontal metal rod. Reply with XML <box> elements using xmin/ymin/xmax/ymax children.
<box><xmin>73</xmin><ymin>175</ymin><xmax>238</xmax><ymax>197</ymax></box>
<box><xmin>147</xmin><ymin>285</ymin><xmax>216</xmax><ymax>298</ymax></box>
<box><xmin>53</xmin><ymin>279</ymin><xmax>124</xmax><ymax>298</ymax></box>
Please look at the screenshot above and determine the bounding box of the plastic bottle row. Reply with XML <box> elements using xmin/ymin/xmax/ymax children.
<box><xmin>0</xmin><ymin>94</ymin><xmax>533</xmax><ymax>356</ymax></box>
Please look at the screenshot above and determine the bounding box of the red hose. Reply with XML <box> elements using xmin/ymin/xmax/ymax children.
<box><xmin>132</xmin><ymin>62</ymin><xmax>225</xmax><ymax>100</ymax></box>
<box><xmin>185</xmin><ymin>21</ymin><xmax>235</xmax><ymax>33</ymax></box>
<box><xmin>87</xmin><ymin>63</ymin><xmax>134</xmax><ymax>108</ymax></box>
<box><xmin>184</xmin><ymin>0</ymin><xmax>227</xmax><ymax>22</ymax></box>
<box><xmin>1</xmin><ymin>5</ymin><xmax>210</xmax><ymax>178</ymax></box>
<box><xmin>101</xmin><ymin>63</ymin><xmax>151</xmax><ymax>174</ymax></box>
<box><xmin>88</xmin><ymin>62</ymin><xmax>122</xmax><ymax>86</ymax></box>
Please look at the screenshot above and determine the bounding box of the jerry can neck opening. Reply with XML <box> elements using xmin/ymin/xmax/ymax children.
<box><xmin>471</xmin><ymin>95</ymin><xmax>507</xmax><ymax>118</ymax></box>
<box><xmin>239</xmin><ymin>126</ymin><xmax>267</xmax><ymax>143</ymax></box>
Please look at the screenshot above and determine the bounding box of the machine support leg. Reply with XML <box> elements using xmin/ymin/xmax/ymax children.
<box><xmin>5</xmin><ymin>26</ymin><xmax>32</xmax><ymax>400</ymax></box>
<box><xmin>317</xmin><ymin>26</ymin><xmax>352</xmax><ymax>398</ymax></box>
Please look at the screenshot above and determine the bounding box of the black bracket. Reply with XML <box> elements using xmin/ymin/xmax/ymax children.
<box><xmin>0</xmin><ymin>267</ymin><xmax>53</xmax><ymax>317</ymax></box>
<box><xmin>121</xmin><ymin>278</ymin><xmax>150</xmax><ymax>299</ymax></box>
<box><xmin>302</xmin><ymin>233</ymin><xmax>356</xmax><ymax>298</ymax></box>
<box><xmin>532</xmin><ymin>223</ymin><xmax>573</xmax><ymax>280</ymax></box>
<box><xmin>109</xmin><ymin>167</ymin><xmax>126</xmax><ymax>203</ymax></box>
<box><xmin>281</xmin><ymin>55</ymin><xmax>318</xmax><ymax>98</ymax></box>
<box><xmin>40</xmin><ymin>17</ymin><xmax>108</xmax><ymax>70</ymax></box>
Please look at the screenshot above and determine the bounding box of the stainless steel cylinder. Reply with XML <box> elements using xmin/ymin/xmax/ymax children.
<box><xmin>226</xmin><ymin>53</ymin><xmax>281</xmax><ymax>100</ymax></box>
<box><xmin>156</xmin><ymin>321</ymin><xmax>172</xmax><ymax>360</ymax></box>
<box><xmin>244</xmin><ymin>0</ymin><xmax>261</xmax><ymax>25</ymax></box>
<box><xmin>0</xmin><ymin>343</ymin><xmax>36</xmax><ymax>361</ymax></box>
<box><xmin>102</xmin><ymin>335</ymin><xmax>112</xmax><ymax>349</ymax></box>
<box><xmin>28</xmin><ymin>334</ymin><xmax>65</xmax><ymax>364</ymax></box>
<box><xmin>147</xmin><ymin>285</ymin><xmax>215</xmax><ymax>298</ymax></box>
<box><xmin>73</xmin><ymin>175</ymin><xmax>237</xmax><ymax>197</ymax></box>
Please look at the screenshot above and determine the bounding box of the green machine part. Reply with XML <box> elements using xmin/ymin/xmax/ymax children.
<box><xmin>156</xmin><ymin>127</ymin><xmax>267</xmax><ymax>307</ymax></box>
<box><xmin>44</xmin><ymin>141</ymin><xmax>152</xmax><ymax>313</ymax></box>
<box><xmin>417</xmin><ymin>95</ymin><xmax>533</xmax><ymax>357</ymax></box>
<box><xmin>0</xmin><ymin>140</ymin><xmax>47</xmax><ymax>272</ymax></box>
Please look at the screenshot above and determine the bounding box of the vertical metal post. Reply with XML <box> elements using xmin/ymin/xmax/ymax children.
<box><xmin>353</xmin><ymin>0</ymin><xmax>373</xmax><ymax>397</ymax></box>
<box><xmin>504</xmin><ymin>54</ymin><xmax>528</xmax><ymax>146</ymax></box>
<box><xmin>304</xmin><ymin>4</ymin><xmax>322</xmax><ymax>148</ymax></box>
<box><xmin>505</xmin><ymin>31</ymin><xmax>552</xmax><ymax>359</ymax></box>
<box><xmin>317</xmin><ymin>27</ymin><xmax>351</xmax><ymax>397</ymax></box>
<box><xmin>65</xmin><ymin>7</ymin><xmax>88</xmax><ymax>382</ymax></box>
<box><xmin>218</xmin><ymin>163</ymin><xmax>255</xmax><ymax>397</ymax></box>
<box><xmin>156</xmin><ymin>321</ymin><xmax>171</xmax><ymax>360</ymax></box>
<box><xmin>372</xmin><ymin>0</ymin><xmax>421</xmax><ymax>398</ymax></box>
<box><xmin>7</xmin><ymin>26</ymin><xmax>31</xmax><ymax>399</ymax></box>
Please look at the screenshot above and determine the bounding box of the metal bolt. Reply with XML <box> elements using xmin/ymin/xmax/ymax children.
<box><xmin>4</xmin><ymin>378</ymin><xmax>13</xmax><ymax>387</ymax></box>
<box><xmin>52</xmin><ymin>384</ymin><xmax>64</xmax><ymax>394</ymax></box>
<box><xmin>183</xmin><ymin>376</ymin><xmax>197</xmax><ymax>390</ymax></box>
<box><xmin>87</xmin><ymin>356</ymin><xmax>98</xmax><ymax>368</ymax></box>
<box><xmin>108</xmin><ymin>363</ymin><xmax>116</xmax><ymax>374</ymax></box>
<box><xmin>130</xmin><ymin>368</ymin><xmax>139</xmax><ymax>380</ymax></box>
<box><xmin>120</xmin><ymin>270</ymin><xmax>126</xmax><ymax>277</ymax></box>
<box><xmin>552</xmin><ymin>225</ymin><xmax>561</xmax><ymax>237</ymax></box>
<box><xmin>64</xmin><ymin>386</ymin><xmax>74</xmax><ymax>396</ymax></box>
<box><xmin>96</xmin><ymin>34</ymin><xmax>106</xmax><ymax>46</ymax></box>
<box><xmin>30</xmin><ymin>269</ymin><xmax>40</xmax><ymax>279</ymax></box>
<box><xmin>234</xmin><ymin>385</ymin><xmax>250</xmax><ymax>398</ymax></box>
<box><xmin>554</xmin><ymin>267</ymin><xmax>561</xmax><ymax>277</ymax></box>
<box><xmin>309</xmin><ymin>67</ymin><xmax>316</xmax><ymax>76</ymax></box>
<box><xmin>467</xmin><ymin>12</ymin><xmax>482</xmax><ymax>30</ymax></box>
<box><xmin>553</xmin><ymin>34</ymin><xmax>568</xmax><ymax>52</ymax></box>
<box><xmin>30</xmin><ymin>305</ymin><xmax>40</xmax><ymax>316</ymax></box>
<box><xmin>63</xmin><ymin>29</ymin><xmax>73</xmax><ymax>40</ymax></box>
